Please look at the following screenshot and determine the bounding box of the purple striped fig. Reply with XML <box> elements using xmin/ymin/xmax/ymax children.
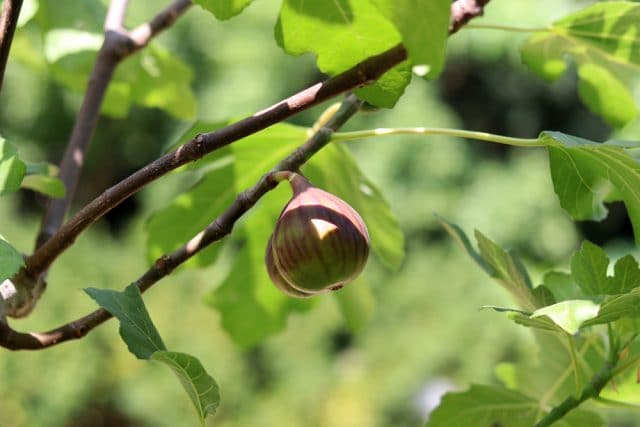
<box><xmin>266</xmin><ymin>173</ymin><xmax>370</xmax><ymax>297</ymax></box>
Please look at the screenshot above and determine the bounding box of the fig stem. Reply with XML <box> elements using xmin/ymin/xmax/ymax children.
<box><xmin>330</xmin><ymin>127</ymin><xmax>543</xmax><ymax>147</ymax></box>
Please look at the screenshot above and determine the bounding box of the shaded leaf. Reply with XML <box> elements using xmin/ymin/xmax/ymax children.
<box><xmin>521</xmin><ymin>2</ymin><xmax>640</xmax><ymax>126</ymax></box>
<box><xmin>583</xmin><ymin>287</ymin><xmax>640</xmax><ymax>326</ymax></box>
<box><xmin>151</xmin><ymin>351</ymin><xmax>220</xmax><ymax>425</ymax></box>
<box><xmin>474</xmin><ymin>230</ymin><xmax>538</xmax><ymax>311</ymax></box>
<box><xmin>570</xmin><ymin>241</ymin><xmax>610</xmax><ymax>296</ymax></box>
<box><xmin>193</xmin><ymin>0</ymin><xmax>254</xmax><ymax>20</ymax></box>
<box><xmin>541</xmin><ymin>131</ymin><xmax>640</xmax><ymax>246</ymax></box>
<box><xmin>542</xmin><ymin>271</ymin><xmax>583</xmax><ymax>303</ymax></box>
<box><xmin>436</xmin><ymin>214</ymin><xmax>495</xmax><ymax>276</ymax></box>
<box><xmin>0</xmin><ymin>138</ymin><xmax>26</xmax><ymax>196</ymax></box>
<box><xmin>85</xmin><ymin>284</ymin><xmax>166</xmax><ymax>359</ymax></box>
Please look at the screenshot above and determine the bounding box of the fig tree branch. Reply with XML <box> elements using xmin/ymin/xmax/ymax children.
<box><xmin>26</xmin><ymin>0</ymin><xmax>491</xmax><ymax>278</ymax></box>
<box><xmin>36</xmin><ymin>0</ymin><xmax>193</xmax><ymax>250</ymax></box>
<box><xmin>0</xmin><ymin>0</ymin><xmax>23</xmax><ymax>92</ymax></box>
<box><xmin>0</xmin><ymin>94</ymin><xmax>362</xmax><ymax>350</ymax></box>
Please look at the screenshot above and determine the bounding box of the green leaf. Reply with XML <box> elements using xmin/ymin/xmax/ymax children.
<box><xmin>436</xmin><ymin>215</ymin><xmax>495</xmax><ymax>276</ymax></box>
<box><xmin>20</xmin><ymin>175</ymin><xmax>65</xmax><ymax>198</ymax></box>
<box><xmin>474</xmin><ymin>230</ymin><xmax>539</xmax><ymax>311</ymax></box>
<box><xmin>541</xmin><ymin>131</ymin><xmax>640</xmax><ymax>246</ymax></box>
<box><xmin>205</xmin><ymin>187</ymin><xmax>314</xmax><ymax>348</ymax></box>
<box><xmin>521</xmin><ymin>2</ymin><xmax>640</xmax><ymax>127</ymax></box>
<box><xmin>371</xmin><ymin>0</ymin><xmax>450</xmax><ymax>78</ymax></box>
<box><xmin>44</xmin><ymin>30</ymin><xmax>196</xmax><ymax>119</ymax></box>
<box><xmin>145</xmin><ymin>152</ymin><xmax>235</xmax><ymax>267</ymax></box>
<box><xmin>151</xmin><ymin>351</ymin><xmax>220</xmax><ymax>425</ymax></box>
<box><xmin>583</xmin><ymin>287</ymin><xmax>640</xmax><ymax>326</ymax></box>
<box><xmin>43</xmin><ymin>29</ymin><xmax>102</xmax><ymax>62</ymax></box>
<box><xmin>0</xmin><ymin>237</ymin><xmax>24</xmax><ymax>282</ymax></box>
<box><xmin>275</xmin><ymin>0</ymin><xmax>409</xmax><ymax>107</ymax></box>
<box><xmin>334</xmin><ymin>278</ymin><xmax>375</xmax><ymax>332</ymax></box>
<box><xmin>0</xmin><ymin>138</ymin><xmax>26</xmax><ymax>196</ymax></box>
<box><xmin>427</xmin><ymin>384</ymin><xmax>539</xmax><ymax>427</ymax></box>
<box><xmin>531</xmin><ymin>300</ymin><xmax>600</xmax><ymax>334</ymax></box>
<box><xmin>570</xmin><ymin>240</ymin><xmax>640</xmax><ymax>296</ymax></box>
<box><xmin>611</xmin><ymin>255</ymin><xmax>640</xmax><ymax>294</ymax></box>
<box><xmin>302</xmin><ymin>144</ymin><xmax>405</xmax><ymax>270</ymax></box>
<box><xmin>570</xmin><ymin>241</ymin><xmax>610</xmax><ymax>296</ymax></box>
<box><xmin>37</xmin><ymin>0</ymin><xmax>105</xmax><ymax>32</ymax></box>
<box><xmin>542</xmin><ymin>271</ymin><xmax>584</xmax><ymax>302</ymax></box>
<box><xmin>193</xmin><ymin>0</ymin><xmax>254</xmax><ymax>20</ymax></box>
<box><xmin>145</xmin><ymin>121</ymin><xmax>308</xmax><ymax>267</ymax></box>
<box><xmin>17</xmin><ymin>0</ymin><xmax>38</xmax><ymax>27</ymax></box>
<box><xmin>84</xmin><ymin>284</ymin><xmax>166</xmax><ymax>359</ymax></box>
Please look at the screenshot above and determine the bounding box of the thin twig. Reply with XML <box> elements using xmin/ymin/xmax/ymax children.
<box><xmin>0</xmin><ymin>94</ymin><xmax>362</xmax><ymax>350</ymax></box>
<box><xmin>36</xmin><ymin>0</ymin><xmax>193</xmax><ymax>250</ymax></box>
<box><xmin>0</xmin><ymin>0</ymin><xmax>23</xmax><ymax>92</ymax></box>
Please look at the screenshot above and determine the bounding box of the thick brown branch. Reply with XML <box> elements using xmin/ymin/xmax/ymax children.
<box><xmin>0</xmin><ymin>94</ymin><xmax>362</xmax><ymax>350</ymax></box>
<box><xmin>36</xmin><ymin>0</ymin><xmax>193</xmax><ymax>250</ymax></box>
<box><xmin>0</xmin><ymin>0</ymin><xmax>23</xmax><ymax>92</ymax></box>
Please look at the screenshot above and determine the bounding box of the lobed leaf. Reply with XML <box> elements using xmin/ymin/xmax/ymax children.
<box><xmin>371</xmin><ymin>0</ymin><xmax>450</xmax><ymax>79</ymax></box>
<box><xmin>275</xmin><ymin>0</ymin><xmax>408</xmax><ymax>107</ymax></box>
<box><xmin>521</xmin><ymin>2</ymin><xmax>640</xmax><ymax>127</ymax></box>
<box><xmin>541</xmin><ymin>131</ymin><xmax>640</xmax><ymax>246</ymax></box>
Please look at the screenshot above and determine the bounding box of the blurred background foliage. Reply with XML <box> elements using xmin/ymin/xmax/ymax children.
<box><xmin>0</xmin><ymin>0</ymin><xmax>638</xmax><ymax>426</ymax></box>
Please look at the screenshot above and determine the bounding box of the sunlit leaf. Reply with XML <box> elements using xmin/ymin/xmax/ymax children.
<box><xmin>531</xmin><ymin>300</ymin><xmax>600</xmax><ymax>334</ymax></box>
<box><xmin>151</xmin><ymin>351</ymin><xmax>220</xmax><ymax>425</ymax></box>
<box><xmin>371</xmin><ymin>0</ymin><xmax>450</xmax><ymax>78</ymax></box>
<box><xmin>275</xmin><ymin>0</ymin><xmax>408</xmax><ymax>107</ymax></box>
<box><xmin>0</xmin><ymin>237</ymin><xmax>24</xmax><ymax>283</ymax></box>
<box><xmin>20</xmin><ymin>175</ymin><xmax>65</xmax><ymax>198</ymax></box>
<box><xmin>0</xmin><ymin>138</ymin><xmax>26</xmax><ymax>196</ymax></box>
<box><xmin>522</xmin><ymin>2</ymin><xmax>640</xmax><ymax>127</ymax></box>
<box><xmin>193</xmin><ymin>0</ymin><xmax>254</xmax><ymax>19</ymax></box>
<box><xmin>85</xmin><ymin>284</ymin><xmax>166</xmax><ymax>359</ymax></box>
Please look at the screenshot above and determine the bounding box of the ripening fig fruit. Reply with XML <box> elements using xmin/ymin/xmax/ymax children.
<box><xmin>265</xmin><ymin>172</ymin><xmax>370</xmax><ymax>297</ymax></box>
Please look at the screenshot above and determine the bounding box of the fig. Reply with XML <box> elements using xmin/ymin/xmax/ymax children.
<box><xmin>265</xmin><ymin>172</ymin><xmax>370</xmax><ymax>297</ymax></box>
